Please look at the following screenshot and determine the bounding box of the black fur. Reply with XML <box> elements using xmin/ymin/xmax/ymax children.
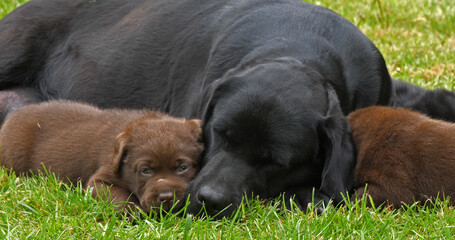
<box><xmin>392</xmin><ymin>79</ymin><xmax>455</xmax><ymax>122</ymax></box>
<box><xmin>0</xmin><ymin>0</ymin><xmax>394</xmax><ymax>217</ymax></box>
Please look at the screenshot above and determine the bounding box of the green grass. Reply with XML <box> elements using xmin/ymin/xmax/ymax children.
<box><xmin>1</xmin><ymin>0</ymin><xmax>455</xmax><ymax>239</ymax></box>
<box><xmin>2</xmin><ymin>167</ymin><xmax>455</xmax><ymax>239</ymax></box>
<box><xmin>0</xmin><ymin>0</ymin><xmax>28</xmax><ymax>19</ymax></box>
<box><xmin>312</xmin><ymin>0</ymin><xmax>455</xmax><ymax>90</ymax></box>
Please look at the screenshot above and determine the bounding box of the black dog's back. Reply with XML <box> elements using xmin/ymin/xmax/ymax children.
<box><xmin>0</xmin><ymin>0</ymin><xmax>391</xmax><ymax>115</ymax></box>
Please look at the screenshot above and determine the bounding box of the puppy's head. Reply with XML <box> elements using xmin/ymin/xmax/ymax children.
<box><xmin>112</xmin><ymin>113</ymin><xmax>203</xmax><ymax>212</ymax></box>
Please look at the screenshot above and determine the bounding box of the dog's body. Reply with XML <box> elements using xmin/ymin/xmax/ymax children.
<box><xmin>392</xmin><ymin>79</ymin><xmax>455</xmax><ymax>122</ymax></box>
<box><xmin>0</xmin><ymin>100</ymin><xmax>203</xmax><ymax>212</ymax></box>
<box><xmin>0</xmin><ymin>0</ymin><xmax>401</xmax><ymax>217</ymax></box>
<box><xmin>348</xmin><ymin>106</ymin><xmax>455</xmax><ymax>207</ymax></box>
<box><xmin>0</xmin><ymin>87</ymin><xmax>42</xmax><ymax>123</ymax></box>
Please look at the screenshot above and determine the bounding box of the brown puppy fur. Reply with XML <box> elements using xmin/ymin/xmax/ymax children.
<box><xmin>348</xmin><ymin>106</ymin><xmax>455</xmax><ymax>207</ymax></box>
<box><xmin>0</xmin><ymin>100</ymin><xmax>203</xmax><ymax>213</ymax></box>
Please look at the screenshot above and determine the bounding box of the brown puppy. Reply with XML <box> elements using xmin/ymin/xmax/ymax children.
<box><xmin>0</xmin><ymin>100</ymin><xmax>203</xmax><ymax>213</ymax></box>
<box><xmin>348</xmin><ymin>106</ymin><xmax>455</xmax><ymax>207</ymax></box>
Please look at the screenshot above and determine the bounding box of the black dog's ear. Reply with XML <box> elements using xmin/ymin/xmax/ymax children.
<box><xmin>317</xmin><ymin>86</ymin><xmax>356</xmax><ymax>204</ymax></box>
<box><xmin>197</xmin><ymin>68</ymin><xmax>239</xmax><ymax>126</ymax></box>
<box><xmin>196</xmin><ymin>78</ymin><xmax>221</xmax><ymax>127</ymax></box>
<box><xmin>112</xmin><ymin>132</ymin><xmax>129</xmax><ymax>174</ymax></box>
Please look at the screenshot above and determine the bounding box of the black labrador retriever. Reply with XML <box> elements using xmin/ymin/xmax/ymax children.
<box><xmin>0</xmin><ymin>0</ymin><xmax>393</xmax><ymax>217</ymax></box>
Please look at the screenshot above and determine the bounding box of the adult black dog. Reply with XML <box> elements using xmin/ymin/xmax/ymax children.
<box><xmin>0</xmin><ymin>0</ymin><xmax>393</xmax><ymax>217</ymax></box>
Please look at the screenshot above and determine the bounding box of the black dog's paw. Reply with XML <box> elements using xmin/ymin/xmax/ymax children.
<box><xmin>278</xmin><ymin>192</ymin><xmax>303</xmax><ymax>212</ymax></box>
<box><xmin>301</xmin><ymin>192</ymin><xmax>331</xmax><ymax>214</ymax></box>
<box><xmin>279</xmin><ymin>190</ymin><xmax>332</xmax><ymax>214</ymax></box>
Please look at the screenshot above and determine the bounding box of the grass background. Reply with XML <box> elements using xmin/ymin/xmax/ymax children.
<box><xmin>1</xmin><ymin>0</ymin><xmax>454</xmax><ymax>239</ymax></box>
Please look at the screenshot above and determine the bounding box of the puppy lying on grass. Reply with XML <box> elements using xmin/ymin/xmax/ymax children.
<box><xmin>0</xmin><ymin>100</ymin><xmax>203</xmax><ymax>215</ymax></box>
<box><xmin>348</xmin><ymin>106</ymin><xmax>455</xmax><ymax>207</ymax></box>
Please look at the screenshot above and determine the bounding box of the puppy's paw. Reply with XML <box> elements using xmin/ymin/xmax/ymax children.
<box><xmin>115</xmin><ymin>201</ymin><xmax>147</xmax><ymax>222</ymax></box>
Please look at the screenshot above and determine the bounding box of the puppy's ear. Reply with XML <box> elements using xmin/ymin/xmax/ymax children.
<box><xmin>112</xmin><ymin>132</ymin><xmax>129</xmax><ymax>174</ymax></box>
<box><xmin>186</xmin><ymin>119</ymin><xmax>203</xmax><ymax>141</ymax></box>
<box><xmin>317</xmin><ymin>86</ymin><xmax>356</xmax><ymax>204</ymax></box>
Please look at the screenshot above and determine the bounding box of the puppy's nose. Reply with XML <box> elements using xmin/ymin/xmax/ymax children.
<box><xmin>197</xmin><ymin>186</ymin><xmax>230</xmax><ymax>215</ymax></box>
<box><xmin>158</xmin><ymin>191</ymin><xmax>174</xmax><ymax>203</ymax></box>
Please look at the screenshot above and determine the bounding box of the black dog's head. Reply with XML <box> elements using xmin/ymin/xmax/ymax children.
<box><xmin>186</xmin><ymin>58</ymin><xmax>355</xmax><ymax>218</ymax></box>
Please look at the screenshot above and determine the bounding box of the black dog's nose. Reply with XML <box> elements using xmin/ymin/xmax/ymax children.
<box><xmin>197</xmin><ymin>186</ymin><xmax>230</xmax><ymax>215</ymax></box>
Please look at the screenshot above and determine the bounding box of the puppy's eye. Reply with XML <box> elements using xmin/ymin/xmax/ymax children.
<box><xmin>177</xmin><ymin>164</ymin><xmax>189</xmax><ymax>173</ymax></box>
<box><xmin>141</xmin><ymin>168</ymin><xmax>152</xmax><ymax>175</ymax></box>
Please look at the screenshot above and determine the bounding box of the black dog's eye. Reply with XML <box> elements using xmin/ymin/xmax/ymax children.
<box><xmin>141</xmin><ymin>167</ymin><xmax>152</xmax><ymax>175</ymax></box>
<box><xmin>214</xmin><ymin>127</ymin><xmax>232</xmax><ymax>139</ymax></box>
<box><xmin>218</xmin><ymin>129</ymin><xmax>240</xmax><ymax>147</ymax></box>
<box><xmin>177</xmin><ymin>164</ymin><xmax>189</xmax><ymax>173</ymax></box>
<box><xmin>262</xmin><ymin>150</ymin><xmax>272</xmax><ymax>161</ymax></box>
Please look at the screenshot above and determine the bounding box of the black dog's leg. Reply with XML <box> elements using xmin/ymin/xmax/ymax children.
<box><xmin>0</xmin><ymin>87</ymin><xmax>42</xmax><ymax>124</ymax></box>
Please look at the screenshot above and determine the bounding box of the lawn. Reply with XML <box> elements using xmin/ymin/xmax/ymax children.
<box><xmin>1</xmin><ymin>0</ymin><xmax>455</xmax><ymax>239</ymax></box>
